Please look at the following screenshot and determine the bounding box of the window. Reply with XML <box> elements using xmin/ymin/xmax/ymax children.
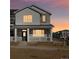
<box><xmin>33</xmin><ymin>30</ymin><xmax>44</xmax><ymax>37</ymax></box>
<box><xmin>23</xmin><ymin>15</ymin><xmax>32</xmax><ymax>22</ymax></box>
<box><xmin>42</xmin><ymin>15</ymin><xmax>46</xmax><ymax>22</ymax></box>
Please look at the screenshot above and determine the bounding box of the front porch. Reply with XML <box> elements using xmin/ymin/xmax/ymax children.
<box><xmin>12</xmin><ymin>25</ymin><xmax>53</xmax><ymax>42</ymax></box>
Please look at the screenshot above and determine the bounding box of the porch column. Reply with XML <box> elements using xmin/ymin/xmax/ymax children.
<box><xmin>14</xmin><ymin>28</ymin><xmax>17</xmax><ymax>42</ymax></box>
<box><xmin>27</xmin><ymin>28</ymin><xmax>29</xmax><ymax>42</ymax></box>
<box><xmin>50</xmin><ymin>29</ymin><xmax>53</xmax><ymax>42</ymax></box>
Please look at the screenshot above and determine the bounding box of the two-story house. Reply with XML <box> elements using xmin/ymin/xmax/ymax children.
<box><xmin>10</xmin><ymin>5</ymin><xmax>54</xmax><ymax>42</ymax></box>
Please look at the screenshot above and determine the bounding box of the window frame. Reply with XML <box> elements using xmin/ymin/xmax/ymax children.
<box><xmin>42</xmin><ymin>15</ymin><xmax>46</xmax><ymax>22</ymax></box>
<box><xmin>33</xmin><ymin>30</ymin><xmax>45</xmax><ymax>37</ymax></box>
<box><xmin>41</xmin><ymin>14</ymin><xmax>47</xmax><ymax>23</ymax></box>
<box><xmin>23</xmin><ymin>15</ymin><xmax>32</xmax><ymax>23</ymax></box>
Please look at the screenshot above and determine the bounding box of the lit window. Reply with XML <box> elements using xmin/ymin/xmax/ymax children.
<box><xmin>33</xmin><ymin>30</ymin><xmax>44</xmax><ymax>37</ymax></box>
<box><xmin>42</xmin><ymin>15</ymin><xmax>46</xmax><ymax>22</ymax></box>
<box><xmin>23</xmin><ymin>15</ymin><xmax>32</xmax><ymax>22</ymax></box>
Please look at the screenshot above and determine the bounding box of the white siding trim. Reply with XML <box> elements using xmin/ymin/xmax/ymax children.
<box><xmin>27</xmin><ymin>28</ymin><xmax>29</xmax><ymax>42</ymax></box>
<box><xmin>50</xmin><ymin>29</ymin><xmax>53</xmax><ymax>42</ymax></box>
<box><xmin>14</xmin><ymin>28</ymin><xmax>17</xmax><ymax>42</ymax></box>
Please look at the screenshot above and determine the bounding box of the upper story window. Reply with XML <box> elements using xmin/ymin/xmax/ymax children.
<box><xmin>23</xmin><ymin>15</ymin><xmax>32</xmax><ymax>22</ymax></box>
<box><xmin>42</xmin><ymin>15</ymin><xmax>46</xmax><ymax>22</ymax></box>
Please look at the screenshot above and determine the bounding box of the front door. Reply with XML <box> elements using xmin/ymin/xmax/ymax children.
<box><xmin>22</xmin><ymin>30</ymin><xmax>27</xmax><ymax>41</ymax></box>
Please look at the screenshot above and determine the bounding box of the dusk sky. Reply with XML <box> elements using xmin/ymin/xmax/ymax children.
<box><xmin>10</xmin><ymin>0</ymin><xmax>69</xmax><ymax>32</ymax></box>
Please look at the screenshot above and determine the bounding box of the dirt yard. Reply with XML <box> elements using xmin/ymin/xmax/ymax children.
<box><xmin>10</xmin><ymin>47</ymin><xmax>68</xmax><ymax>59</ymax></box>
<box><xmin>10</xmin><ymin>41</ymin><xmax>69</xmax><ymax>59</ymax></box>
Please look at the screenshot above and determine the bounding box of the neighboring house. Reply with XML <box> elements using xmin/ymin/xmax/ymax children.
<box><xmin>10</xmin><ymin>9</ymin><xmax>18</xmax><ymax>41</ymax></box>
<box><xmin>59</xmin><ymin>30</ymin><xmax>69</xmax><ymax>40</ymax></box>
<box><xmin>53</xmin><ymin>30</ymin><xmax>69</xmax><ymax>40</ymax></box>
<box><xmin>10</xmin><ymin>5</ymin><xmax>54</xmax><ymax>42</ymax></box>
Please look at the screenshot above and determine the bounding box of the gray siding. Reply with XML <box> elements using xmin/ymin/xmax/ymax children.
<box><xmin>46</xmin><ymin>14</ymin><xmax>50</xmax><ymax>23</ymax></box>
<box><xmin>15</xmin><ymin>8</ymin><xmax>51</xmax><ymax>25</ymax></box>
<box><xmin>15</xmin><ymin>8</ymin><xmax>40</xmax><ymax>25</ymax></box>
<box><xmin>31</xmin><ymin>6</ymin><xmax>50</xmax><ymax>24</ymax></box>
<box><xmin>31</xmin><ymin>6</ymin><xmax>46</xmax><ymax>14</ymax></box>
<box><xmin>40</xmin><ymin>14</ymin><xmax>50</xmax><ymax>25</ymax></box>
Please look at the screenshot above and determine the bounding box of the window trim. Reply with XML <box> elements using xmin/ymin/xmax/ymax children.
<box><xmin>23</xmin><ymin>15</ymin><xmax>32</xmax><ymax>23</ymax></box>
<box><xmin>41</xmin><ymin>14</ymin><xmax>47</xmax><ymax>23</ymax></box>
<box><xmin>33</xmin><ymin>30</ymin><xmax>45</xmax><ymax>37</ymax></box>
<box><xmin>42</xmin><ymin>15</ymin><xmax>46</xmax><ymax>22</ymax></box>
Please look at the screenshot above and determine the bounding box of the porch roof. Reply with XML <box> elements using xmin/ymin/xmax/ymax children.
<box><xmin>15</xmin><ymin>24</ymin><xmax>54</xmax><ymax>29</ymax></box>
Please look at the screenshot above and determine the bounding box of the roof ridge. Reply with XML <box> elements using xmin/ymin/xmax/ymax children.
<box><xmin>30</xmin><ymin>5</ymin><xmax>52</xmax><ymax>15</ymax></box>
<box><xmin>14</xmin><ymin>5</ymin><xmax>52</xmax><ymax>15</ymax></box>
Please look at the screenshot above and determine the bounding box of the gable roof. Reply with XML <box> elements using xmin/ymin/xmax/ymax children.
<box><xmin>15</xmin><ymin>7</ymin><xmax>42</xmax><ymax>15</ymax></box>
<box><xmin>15</xmin><ymin>5</ymin><xmax>52</xmax><ymax>15</ymax></box>
<box><xmin>30</xmin><ymin>5</ymin><xmax>52</xmax><ymax>15</ymax></box>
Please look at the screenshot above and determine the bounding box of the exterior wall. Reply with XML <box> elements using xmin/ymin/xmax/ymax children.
<box><xmin>12</xmin><ymin>35</ymin><xmax>50</xmax><ymax>42</ymax></box>
<box><xmin>30</xmin><ymin>6</ymin><xmax>50</xmax><ymax>24</ymax></box>
<box><xmin>16</xmin><ymin>37</ymin><xmax>22</xmax><ymax>41</ymax></box>
<box><xmin>29</xmin><ymin>34</ymin><xmax>50</xmax><ymax>42</ymax></box>
<box><xmin>15</xmin><ymin>8</ymin><xmax>51</xmax><ymax>25</ymax></box>
<box><xmin>15</xmin><ymin>8</ymin><xmax>40</xmax><ymax>25</ymax></box>
<box><xmin>14</xmin><ymin>35</ymin><xmax>51</xmax><ymax>42</ymax></box>
<box><xmin>16</xmin><ymin>29</ymin><xmax>22</xmax><ymax>41</ymax></box>
<box><xmin>40</xmin><ymin>14</ymin><xmax>50</xmax><ymax>25</ymax></box>
<box><xmin>29</xmin><ymin>28</ymin><xmax>51</xmax><ymax>42</ymax></box>
<box><xmin>14</xmin><ymin>28</ymin><xmax>51</xmax><ymax>42</ymax></box>
<box><xmin>10</xmin><ymin>36</ymin><xmax>22</xmax><ymax>41</ymax></box>
<box><xmin>46</xmin><ymin>14</ymin><xmax>50</xmax><ymax>24</ymax></box>
<box><xmin>11</xmin><ymin>7</ymin><xmax>52</xmax><ymax>42</ymax></box>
